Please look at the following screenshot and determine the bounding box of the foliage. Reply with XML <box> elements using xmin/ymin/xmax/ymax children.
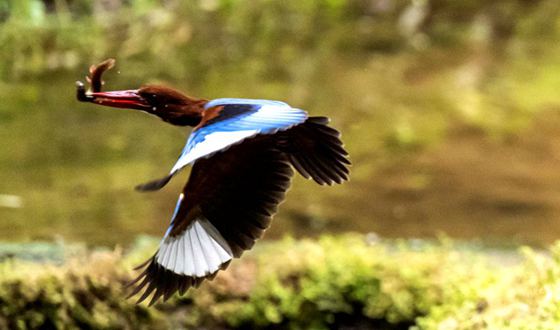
<box><xmin>0</xmin><ymin>249</ymin><xmax>159</xmax><ymax>329</ymax></box>
<box><xmin>1</xmin><ymin>0</ymin><xmax>559</xmax><ymax>81</ymax></box>
<box><xmin>1</xmin><ymin>3</ymin><xmax>560</xmax><ymax>328</ymax></box>
<box><xmin>1</xmin><ymin>234</ymin><xmax>560</xmax><ymax>329</ymax></box>
<box><xmin>415</xmin><ymin>242</ymin><xmax>560</xmax><ymax>330</ymax></box>
<box><xmin>2</xmin><ymin>0</ymin><xmax>560</xmax><ymax>245</ymax></box>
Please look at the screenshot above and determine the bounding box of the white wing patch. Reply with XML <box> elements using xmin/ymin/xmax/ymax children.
<box><xmin>170</xmin><ymin>129</ymin><xmax>258</xmax><ymax>174</ymax></box>
<box><xmin>156</xmin><ymin>218</ymin><xmax>233</xmax><ymax>277</ymax></box>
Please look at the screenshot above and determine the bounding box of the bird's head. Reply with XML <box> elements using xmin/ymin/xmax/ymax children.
<box><xmin>76</xmin><ymin>59</ymin><xmax>206</xmax><ymax>126</ymax></box>
<box><xmin>88</xmin><ymin>85</ymin><xmax>206</xmax><ymax>126</ymax></box>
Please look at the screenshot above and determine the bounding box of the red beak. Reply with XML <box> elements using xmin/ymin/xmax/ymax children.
<box><xmin>88</xmin><ymin>90</ymin><xmax>152</xmax><ymax>110</ymax></box>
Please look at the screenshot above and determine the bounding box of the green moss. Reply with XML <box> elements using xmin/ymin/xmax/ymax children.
<box><xmin>0</xmin><ymin>250</ymin><xmax>161</xmax><ymax>329</ymax></box>
<box><xmin>1</xmin><ymin>235</ymin><xmax>560</xmax><ymax>329</ymax></box>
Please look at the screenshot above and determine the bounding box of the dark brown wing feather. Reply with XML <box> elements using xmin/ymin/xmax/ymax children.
<box><xmin>129</xmin><ymin>136</ymin><xmax>293</xmax><ymax>305</ymax></box>
<box><xmin>283</xmin><ymin>117</ymin><xmax>350</xmax><ymax>185</ymax></box>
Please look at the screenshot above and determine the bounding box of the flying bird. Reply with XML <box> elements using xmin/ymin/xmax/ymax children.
<box><xmin>76</xmin><ymin>59</ymin><xmax>350</xmax><ymax>305</ymax></box>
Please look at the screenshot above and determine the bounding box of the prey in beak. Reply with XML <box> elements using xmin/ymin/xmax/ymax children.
<box><xmin>76</xmin><ymin>58</ymin><xmax>207</xmax><ymax>126</ymax></box>
<box><xmin>76</xmin><ymin>58</ymin><xmax>152</xmax><ymax>111</ymax></box>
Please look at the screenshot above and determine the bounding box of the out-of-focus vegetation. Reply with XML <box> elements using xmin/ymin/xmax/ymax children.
<box><xmin>1</xmin><ymin>0</ymin><xmax>560</xmax><ymax>245</ymax></box>
<box><xmin>0</xmin><ymin>0</ymin><xmax>560</xmax><ymax>329</ymax></box>
<box><xmin>2</xmin><ymin>1</ymin><xmax>560</xmax><ymax>328</ymax></box>
<box><xmin>1</xmin><ymin>234</ymin><xmax>560</xmax><ymax>329</ymax></box>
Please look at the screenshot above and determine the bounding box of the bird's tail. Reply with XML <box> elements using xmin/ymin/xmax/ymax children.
<box><xmin>284</xmin><ymin>116</ymin><xmax>350</xmax><ymax>185</ymax></box>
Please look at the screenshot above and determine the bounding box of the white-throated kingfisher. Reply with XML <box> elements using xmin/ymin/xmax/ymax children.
<box><xmin>76</xmin><ymin>59</ymin><xmax>350</xmax><ymax>305</ymax></box>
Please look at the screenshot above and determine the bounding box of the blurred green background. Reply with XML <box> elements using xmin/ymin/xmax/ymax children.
<box><xmin>3</xmin><ymin>1</ymin><xmax>560</xmax><ymax>329</ymax></box>
<box><xmin>1</xmin><ymin>0</ymin><xmax>560</xmax><ymax>247</ymax></box>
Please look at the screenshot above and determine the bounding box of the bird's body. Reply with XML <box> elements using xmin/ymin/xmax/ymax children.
<box><xmin>77</xmin><ymin>59</ymin><xmax>350</xmax><ymax>305</ymax></box>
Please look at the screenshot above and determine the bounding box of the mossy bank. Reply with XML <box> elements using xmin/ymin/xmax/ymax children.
<box><xmin>1</xmin><ymin>234</ymin><xmax>559</xmax><ymax>329</ymax></box>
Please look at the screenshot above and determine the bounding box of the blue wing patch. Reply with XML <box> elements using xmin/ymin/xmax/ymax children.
<box><xmin>205</xmin><ymin>98</ymin><xmax>289</xmax><ymax>108</ymax></box>
<box><xmin>163</xmin><ymin>193</ymin><xmax>184</xmax><ymax>240</ymax></box>
<box><xmin>169</xmin><ymin>99</ymin><xmax>308</xmax><ymax>174</ymax></box>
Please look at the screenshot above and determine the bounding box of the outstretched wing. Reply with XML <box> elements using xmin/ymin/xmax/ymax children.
<box><xmin>128</xmin><ymin>136</ymin><xmax>293</xmax><ymax>305</ymax></box>
<box><xmin>283</xmin><ymin>117</ymin><xmax>351</xmax><ymax>185</ymax></box>
<box><xmin>135</xmin><ymin>99</ymin><xmax>307</xmax><ymax>191</ymax></box>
